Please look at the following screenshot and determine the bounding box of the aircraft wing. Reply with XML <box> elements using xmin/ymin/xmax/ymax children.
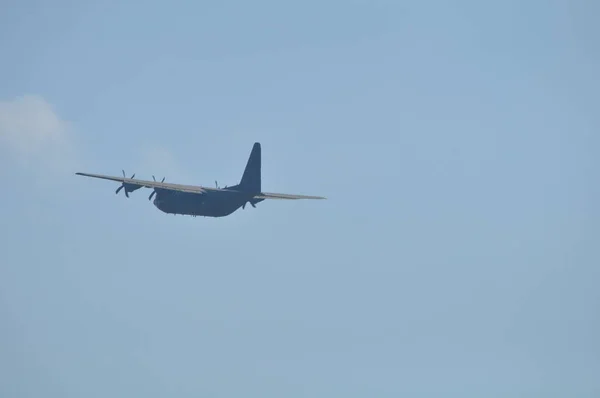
<box><xmin>75</xmin><ymin>172</ymin><xmax>224</xmax><ymax>194</ymax></box>
<box><xmin>75</xmin><ymin>172</ymin><xmax>326</xmax><ymax>198</ymax></box>
<box><xmin>254</xmin><ymin>192</ymin><xmax>326</xmax><ymax>200</ymax></box>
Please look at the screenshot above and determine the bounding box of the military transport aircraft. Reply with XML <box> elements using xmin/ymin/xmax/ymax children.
<box><xmin>75</xmin><ymin>142</ymin><xmax>326</xmax><ymax>218</ymax></box>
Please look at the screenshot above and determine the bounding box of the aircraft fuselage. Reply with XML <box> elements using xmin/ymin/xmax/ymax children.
<box><xmin>152</xmin><ymin>187</ymin><xmax>262</xmax><ymax>217</ymax></box>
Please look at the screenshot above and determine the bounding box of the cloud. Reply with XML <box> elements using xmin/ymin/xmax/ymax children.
<box><xmin>0</xmin><ymin>94</ymin><xmax>76</xmax><ymax>172</ymax></box>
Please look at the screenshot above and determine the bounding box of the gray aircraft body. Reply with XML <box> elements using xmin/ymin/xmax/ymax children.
<box><xmin>76</xmin><ymin>142</ymin><xmax>325</xmax><ymax>218</ymax></box>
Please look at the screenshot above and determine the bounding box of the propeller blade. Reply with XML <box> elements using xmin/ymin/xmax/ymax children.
<box><xmin>116</xmin><ymin>170</ymin><xmax>133</xmax><ymax>198</ymax></box>
<box><xmin>251</xmin><ymin>202</ymin><xmax>256</xmax><ymax>208</ymax></box>
<box><xmin>130</xmin><ymin>173</ymin><xmax>135</xmax><ymax>179</ymax></box>
<box><xmin>148</xmin><ymin>176</ymin><xmax>163</xmax><ymax>200</ymax></box>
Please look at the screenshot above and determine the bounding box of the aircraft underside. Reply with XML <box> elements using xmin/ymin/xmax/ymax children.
<box><xmin>152</xmin><ymin>190</ymin><xmax>254</xmax><ymax>217</ymax></box>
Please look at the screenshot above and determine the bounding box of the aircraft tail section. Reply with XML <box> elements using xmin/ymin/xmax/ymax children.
<box><xmin>239</xmin><ymin>142</ymin><xmax>261</xmax><ymax>193</ymax></box>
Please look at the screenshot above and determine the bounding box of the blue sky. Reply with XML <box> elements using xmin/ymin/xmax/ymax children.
<box><xmin>0</xmin><ymin>1</ymin><xmax>598</xmax><ymax>396</ymax></box>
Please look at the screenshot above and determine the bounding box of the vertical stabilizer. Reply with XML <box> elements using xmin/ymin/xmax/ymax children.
<box><xmin>239</xmin><ymin>142</ymin><xmax>261</xmax><ymax>193</ymax></box>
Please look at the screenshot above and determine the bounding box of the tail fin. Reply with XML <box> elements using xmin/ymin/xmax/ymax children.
<box><xmin>239</xmin><ymin>142</ymin><xmax>261</xmax><ymax>193</ymax></box>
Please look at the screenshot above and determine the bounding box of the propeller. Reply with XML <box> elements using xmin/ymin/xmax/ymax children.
<box><xmin>242</xmin><ymin>198</ymin><xmax>261</xmax><ymax>209</ymax></box>
<box><xmin>215</xmin><ymin>180</ymin><xmax>227</xmax><ymax>189</ymax></box>
<box><xmin>148</xmin><ymin>175</ymin><xmax>165</xmax><ymax>200</ymax></box>
<box><xmin>116</xmin><ymin>170</ymin><xmax>136</xmax><ymax>198</ymax></box>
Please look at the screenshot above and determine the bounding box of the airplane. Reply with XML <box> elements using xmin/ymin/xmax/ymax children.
<box><xmin>75</xmin><ymin>142</ymin><xmax>326</xmax><ymax>218</ymax></box>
